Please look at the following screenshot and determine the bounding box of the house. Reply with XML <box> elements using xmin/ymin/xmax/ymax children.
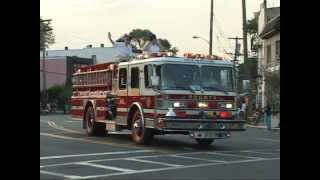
<box><xmin>40</xmin><ymin>44</ymin><xmax>118</xmax><ymax>64</ymax></box>
<box><xmin>40</xmin><ymin>56</ymin><xmax>94</xmax><ymax>91</ymax></box>
<box><xmin>256</xmin><ymin>1</ymin><xmax>280</xmax><ymax>127</ymax></box>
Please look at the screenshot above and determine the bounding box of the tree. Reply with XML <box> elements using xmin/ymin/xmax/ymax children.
<box><xmin>245</xmin><ymin>15</ymin><xmax>259</xmax><ymax>52</ymax></box>
<box><xmin>158</xmin><ymin>39</ymin><xmax>171</xmax><ymax>50</ymax></box>
<box><xmin>169</xmin><ymin>47</ymin><xmax>179</xmax><ymax>55</ymax></box>
<box><xmin>128</xmin><ymin>29</ymin><xmax>153</xmax><ymax>48</ymax></box>
<box><xmin>264</xmin><ymin>70</ymin><xmax>280</xmax><ymax>112</ymax></box>
<box><xmin>127</xmin><ymin>29</ymin><xmax>177</xmax><ymax>53</ymax></box>
<box><xmin>46</xmin><ymin>85</ymin><xmax>72</xmax><ymax>109</ymax></box>
<box><xmin>40</xmin><ymin>17</ymin><xmax>55</xmax><ymax>50</ymax></box>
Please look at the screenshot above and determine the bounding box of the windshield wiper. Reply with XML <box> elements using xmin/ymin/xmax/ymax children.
<box><xmin>202</xmin><ymin>86</ymin><xmax>229</xmax><ymax>95</ymax></box>
<box><xmin>164</xmin><ymin>86</ymin><xmax>196</xmax><ymax>94</ymax></box>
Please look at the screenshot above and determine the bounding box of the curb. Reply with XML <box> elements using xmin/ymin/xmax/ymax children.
<box><xmin>246</xmin><ymin>124</ymin><xmax>280</xmax><ymax>130</ymax></box>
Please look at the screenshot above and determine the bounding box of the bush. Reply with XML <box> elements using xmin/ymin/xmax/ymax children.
<box><xmin>46</xmin><ymin>85</ymin><xmax>72</xmax><ymax>109</ymax></box>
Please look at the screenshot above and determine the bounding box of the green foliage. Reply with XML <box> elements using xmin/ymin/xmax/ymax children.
<box><xmin>40</xmin><ymin>17</ymin><xmax>55</xmax><ymax>50</ymax></box>
<box><xmin>264</xmin><ymin>71</ymin><xmax>280</xmax><ymax>112</ymax></box>
<box><xmin>158</xmin><ymin>39</ymin><xmax>171</xmax><ymax>50</ymax></box>
<box><xmin>246</xmin><ymin>15</ymin><xmax>259</xmax><ymax>52</ymax></box>
<box><xmin>46</xmin><ymin>85</ymin><xmax>72</xmax><ymax>108</ymax></box>
<box><xmin>128</xmin><ymin>29</ymin><xmax>153</xmax><ymax>48</ymax></box>
<box><xmin>246</xmin><ymin>15</ymin><xmax>258</xmax><ymax>35</ymax></box>
<box><xmin>169</xmin><ymin>47</ymin><xmax>179</xmax><ymax>55</ymax></box>
<box><xmin>127</xmin><ymin>29</ymin><xmax>176</xmax><ymax>52</ymax></box>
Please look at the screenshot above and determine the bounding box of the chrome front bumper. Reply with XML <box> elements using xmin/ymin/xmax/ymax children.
<box><xmin>157</xmin><ymin>118</ymin><xmax>246</xmax><ymax>131</ymax></box>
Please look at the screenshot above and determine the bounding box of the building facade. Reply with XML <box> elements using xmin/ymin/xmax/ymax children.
<box><xmin>40</xmin><ymin>45</ymin><xmax>117</xmax><ymax>64</ymax></box>
<box><xmin>256</xmin><ymin>1</ymin><xmax>280</xmax><ymax>126</ymax></box>
<box><xmin>40</xmin><ymin>56</ymin><xmax>94</xmax><ymax>91</ymax></box>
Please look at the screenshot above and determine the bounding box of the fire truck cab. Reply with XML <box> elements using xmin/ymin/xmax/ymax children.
<box><xmin>71</xmin><ymin>53</ymin><xmax>245</xmax><ymax>146</ymax></box>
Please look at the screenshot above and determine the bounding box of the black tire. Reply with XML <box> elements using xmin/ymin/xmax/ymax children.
<box><xmin>195</xmin><ymin>138</ymin><xmax>214</xmax><ymax>147</ymax></box>
<box><xmin>85</xmin><ymin>106</ymin><xmax>106</xmax><ymax>136</ymax></box>
<box><xmin>131</xmin><ymin>110</ymin><xmax>153</xmax><ymax>145</ymax></box>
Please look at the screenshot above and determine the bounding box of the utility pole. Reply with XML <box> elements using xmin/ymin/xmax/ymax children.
<box><xmin>209</xmin><ymin>0</ymin><xmax>214</xmax><ymax>55</ymax></box>
<box><xmin>228</xmin><ymin>37</ymin><xmax>243</xmax><ymax>93</ymax></box>
<box><xmin>242</xmin><ymin>0</ymin><xmax>248</xmax><ymax>64</ymax></box>
<box><xmin>42</xmin><ymin>48</ymin><xmax>47</xmax><ymax>104</ymax></box>
<box><xmin>241</xmin><ymin>0</ymin><xmax>253</xmax><ymax>122</ymax></box>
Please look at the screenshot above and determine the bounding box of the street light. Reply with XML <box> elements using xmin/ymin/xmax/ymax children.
<box><xmin>192</xmin><ymin>36</ymin><xmax>210</xmax><ymax>45</ymax></box>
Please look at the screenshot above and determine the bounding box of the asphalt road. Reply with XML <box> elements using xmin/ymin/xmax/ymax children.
<box><xmin>40</xmin><ymin>113</ymin><xmax>280</xmax><ymax>180</ymax></box>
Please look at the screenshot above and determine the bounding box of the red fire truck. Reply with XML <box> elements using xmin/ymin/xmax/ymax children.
<box><xmin>71</xmin><ymin>52</ymin><xmax>245</xmax><ymax>146</ymax></box>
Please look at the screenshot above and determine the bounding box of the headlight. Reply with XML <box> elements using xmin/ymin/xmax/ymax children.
<box><xmin>173</xmin><ymin>102</ymin><xmax>186</xmax><ymax>108</ymax></box>
<box><xmin>198</xmin><ymin>102</ymin><xmax>208</xmax><ymax>108</ymax></box>
<box><xmin>226</xmin><ymin>103</ymin><xmax>233</xmax><ymax>109</ymax></box>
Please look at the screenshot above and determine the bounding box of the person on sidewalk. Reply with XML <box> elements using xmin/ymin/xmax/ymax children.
<box><xmin>265</xmin><ymin>103</ymin><xmax>272</xmax><ymax>131</ymax></box>
<box><xmin>239</xmin><ymin>100</ymin><xmax>246</xmax><ymax>121</ymax></box>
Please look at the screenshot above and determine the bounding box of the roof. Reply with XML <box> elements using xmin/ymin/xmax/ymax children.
<box><xmin>265</xmin><ymin>7</ymin><xmax>280</xmax><ymax>22</ymax></box>
<box><xmin>259</xmin><ymin>15</ymin><xmax>280</xmax><ymax>39</ymax></box>
<box><xmin>119</xmin><ymin>57</ymin><xmax>234</xmax><ymax>67</ymax></box>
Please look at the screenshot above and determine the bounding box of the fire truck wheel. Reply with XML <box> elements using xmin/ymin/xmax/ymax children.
<box><xmin>131</xmin><ymin>110</ymin><xmax>153</xmax><ymax>145</ymax></box>
<box><xmin>85</xmin><ymin>106</ymin><xmax>106</xmax><ymax>136</ymax></box>
<box><xmin>195</xmin><ymin>138</ymin><xmax>214</xmax><ymax>147</ymax></box>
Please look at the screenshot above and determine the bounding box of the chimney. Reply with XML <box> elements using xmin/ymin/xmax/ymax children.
<box><xmin>65</xmin><ymin>46</ymin><xmax>68</xmax><ymax>50</ymax></box>
<box><xmin>100</xmin><ymin>44</ymin><xmax>104</xmax><ymax>47</ymax></box>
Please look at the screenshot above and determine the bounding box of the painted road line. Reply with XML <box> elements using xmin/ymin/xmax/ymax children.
<box><xmin>170</xmin><ymin>155</ymin><xmax>226</xmax><ymax>163</ymax></box>
<box><xmin>40</xmin><ymin>132</ymin><xmax>139</xmax><ymax>149</ymax></box>
<box><xmin>40</xmin><ymin>132</ymin><xmax>175</xmax><ymax>154</ymax></box>
<box><xmin>40</xmin><ymin>170</ymin><xmax>80</xmax><ymax>179</ymax></box>
<box><xmin>77</xmin><ymin>162</ymin><xmax>136</xmax><ymax>173</ymax></box>
<box><xmin>243</xmin><ymin>150</ymin><xmax>280</xmax><ymax>155</ymax></box>
<box><xmin>126</xmin><ymin>158</ymin><xmax>182</xmax><ymax>167</ymax></box>
<box><xmin>48</xmin><ymin>120</ymin><xmax>83</xmax><ymax>134</ymax></box>
<box><xmin>206</xmin><ymin>152</ymin><xmax>265</xmax><ymax>160</ymax></box>
<box><xmin>40</xmin><ymin>149</ymin><xmax>153</xmax><ymax>160</ymax></box>
<box><xmin>40</xmin><ymin>151</ymin><xmax>208</xmax><ymax>168</ymax></box>
<box><xmin>66</xmin><ymin>121</ymin><xmax>81</xmax><ymax>123</ymax></box>
<box><xmin>76</xmin><ymin>157</ymin><xmax>280</xmax><ymax>179</ymax></box>
<box><xmin>253</xmin><ymin>138</ymin><xmax>280</xmax><ymax>143</ymax></box>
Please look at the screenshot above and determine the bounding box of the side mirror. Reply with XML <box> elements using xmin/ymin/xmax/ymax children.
<box><xmin>150</xmin><ymin>75</ymin><xmax>160</xmax><ymax>87</ymax></box>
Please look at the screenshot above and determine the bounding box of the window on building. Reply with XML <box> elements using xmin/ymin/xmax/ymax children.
<box><xmin>119</xmin><ymin>68</ymin><xmax>127</xmax><ymax>90</ymax></box>
<box><xmin>267</xmin><ymin>45</ymin><xmax>272</xmax><ymax>64</ymax></box>
<box><xmin>276</xmin><ymin>40</ymin><xmax>280</xmax><ymax>61</ymax></box>
<box><xmin>144</xmin><ymin>65</ymin><xmax>153</xmax><ymax>88</ymax></box>
<box><xmin>131</xmin><ymin>67</ymin><xmax>140</xmax><ymax>88</ymax></box>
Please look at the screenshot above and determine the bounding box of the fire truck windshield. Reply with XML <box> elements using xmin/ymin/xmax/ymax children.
<box><xmin>159</xmin><ymin>64</ymin><xmax>233</xmax><ymax>92</ymax></box>
<box><xmin>201</xmin><ymin>66</ymin><xmax>233</xmax><ymax>92</ymax></box>
<box><xmin>160</xmin><ymin>64</ymin><xmax>201</xmax><ymax>91</ymax></box>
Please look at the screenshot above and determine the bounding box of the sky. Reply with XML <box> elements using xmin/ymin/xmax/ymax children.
<box><xmin>40</xmin><ymin>0</ymin><xmax>280</xmax><ymax>56</ymax></box>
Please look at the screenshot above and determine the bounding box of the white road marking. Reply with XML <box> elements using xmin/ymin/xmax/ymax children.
<box><xmin>40</xmin><ymin>150</ymin><xmax>153</xmax><ymax>160</ymax></box>
<box><xmin>253</xmin><ymin>138</ymin><xmax>280</xmax><ymax>143</ymax></box>
<box><xmin>170</xmin><ymin>155</ymin><xmax>226</xmax><ymax>163</ymax></box>
<box><xmin>66</xmin><ymin>121</ymin><xmax>80</xmax><ymax>123</ymax></box>
<box><xmin>40</xmin><ymin>170</ymin><xmax>81</xmax><ymax>179</ymax></box>
<box><xmin>76</xmin><ymin>157</ymin><xmax>280</xmax><ymax>179</ymax></box>
<box><xmin>243</xmin><ymin>150</ymin><xmax>280</xmax><ymax>155</ymax></box>
<box><xmin>77</xmin><ymin>162</ymin><xmax>135</xmax><ymax>172</ymax></box>
<box><xmin>47</xmin><ymin>120</ymin><xmax>83</xmax><ymax>134</ymax></box>
<box><xmin>40</xmin><ymin>151</ymin><xmax>211</xmax><ymax>168</ymax></box>
<box><xmin>126</xmin><ymin>157</ymin><xmax>182</xmax><ymax>167</ymax></box>
<box><xmin>206</xmin><ymin>152</ymin><xmax>265</xmax><ymax>159</ymax></box>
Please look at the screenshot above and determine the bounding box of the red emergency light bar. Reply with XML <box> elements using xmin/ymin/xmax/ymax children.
<box><xmin>183</xmin><ymin>53</ymin><xmax>224</xmax><ymax>60</ymax></box>
<box><xmin>136</xmin><ymin>52</ymin><xmax>173</xmax><ymax>59</ymax></box>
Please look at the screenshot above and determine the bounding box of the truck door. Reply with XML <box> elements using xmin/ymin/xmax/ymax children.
<box><xmin>128</xmin><ymin>66</ymin><xmax>140</xmax><ymax>96</ymax></box>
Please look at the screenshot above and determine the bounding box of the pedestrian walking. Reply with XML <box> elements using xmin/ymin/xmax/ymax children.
<box><xmin>255</xmin><ymin>105</ymin><xmax>263</xmax><ymax>125</ymax></box>
<box><xmin>264</xmin><ymin>103</ymin><xmax>272</xmax><ymax>131</ymax></box>
<box><xmin>238</xmin><ymin>100</ymin><xmax>246</xmax><ymax>120</ymax></box>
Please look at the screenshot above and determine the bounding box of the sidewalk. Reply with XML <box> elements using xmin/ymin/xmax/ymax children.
<box><xmin>246</xmin><ymin>119</ymin><xmax>280</xmax><ymax>130</ymax></box>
